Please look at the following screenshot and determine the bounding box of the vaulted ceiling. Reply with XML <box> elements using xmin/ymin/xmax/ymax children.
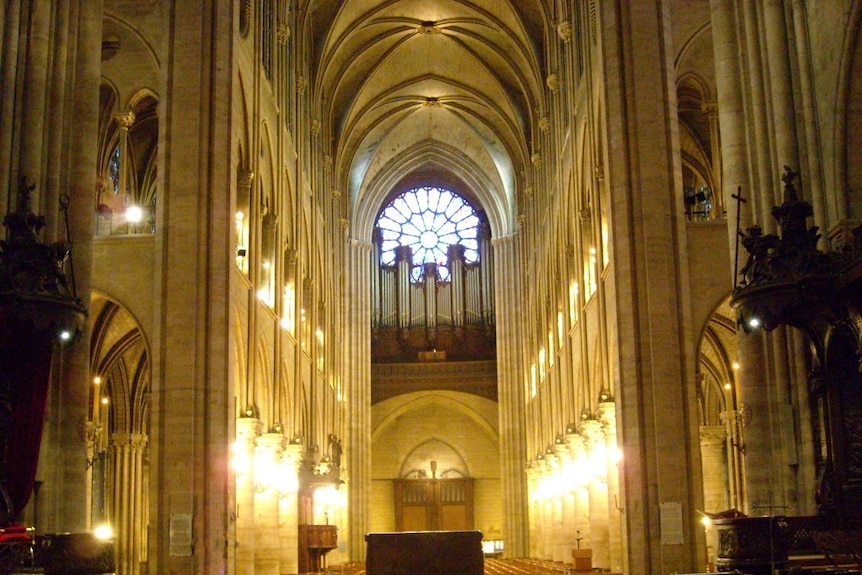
<box><xmin>303</xmin><ymin>0</ymin><xmax>550</xmax><ymax>238</ymax></box>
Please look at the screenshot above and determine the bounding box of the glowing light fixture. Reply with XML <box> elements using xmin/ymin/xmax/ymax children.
<box><xmin>93</xmin><ymin>523</ymin><xmax>114</xmax><ymax>540</ymax></box>
<box><xmin>125</xmin><ymin>205</ymin><xmax>143</xmax><ymax>223</ymax></box>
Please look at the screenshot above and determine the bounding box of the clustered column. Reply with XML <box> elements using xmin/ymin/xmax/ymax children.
<box><xmin>527</xmin><ymin>417</ymin><xmax>621</xmax><ymax>571</ymax></box>
<box><xmin>108</xmin><ymin>432</ymin><xmax>148</xmax><ymax>575</ymax></box>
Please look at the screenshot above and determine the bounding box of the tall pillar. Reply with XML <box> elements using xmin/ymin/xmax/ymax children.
<box><xmin>492</xmin><ymin>234</ymin><xmax>528</xmax><ymax>556</ymax></box>
<box><xmin>699</xmin><ymin>425</ymin><xmax>728</xmax><ymax>512</ymax></box>
<box><xmin>148</xmin><ymin>3</ymin><xmax>234</xmax><ymax>573</ymax></box>
<box><xmin>109</xmin><ymin>432</ymin><xmax>148</xmax><ymax>575</ymax></box>
<box><xmin>56</xmin><ymin>0</ymin><xmax>103</xmax><ymax>534</ymax></box>
<box><xmin>598</xmin><ymin>402</ymin><xmax>623</xmax><ymax>574</ymax></box>
<box><xmin>347</xmin><ymin>239</ymin><xmax>372</xmax><ymax>562</ymax></box>
<box><xmin>565</xmin><ymin>432</ymin><xmax>591</xmax><ymax>553</ymax></box>
<box><xmin>279</xmin><ymin>442</ymin><xmax>303</xmax><ymax>575</ymax></box>
<box><xmin>554</xmin><ymin>441</ymin><xmax>577</xmax><ymax>561</ymax></box>
<box><xmin>17</xmin><ymin>0</ymin><xmax>51</xmax><ymax>199</ymax></box>
<box><xmin>581</xmin><ymin>419</ymin><xmax>609</xmax><ymax>570</ymax></box>
<box><xmin>235</xmin><ymin>418</ymin><xmax>261</xmax><ymax>575</ymax></box>
<box><xmin>254</xmin><ymin>432</ymin><xmax>284</xmax><ymax>575</ymax></box>
<box><xmin>114</xmin><ymin>112</ymin><xmax>136</xmax><ymax>207</ymax></box>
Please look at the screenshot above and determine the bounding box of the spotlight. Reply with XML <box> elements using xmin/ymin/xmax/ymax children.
<box><xmin>747</xmin><ymin>317</ymin><xmax>761</xmax><ymax>329</ymax></box>
<box><xmin>125</xmin><ymin>205</ymin><xmax>144</xmax><ymax>223</ymax></box>
<box><xmin>93</xmin><ymin>523</ymin><xmax>114</xmax><ymax>540</ymax></box>
<box><xmin>59</xmin><ymin>330</ymin><xmax>71</xmax><ymax>341</ymax></box>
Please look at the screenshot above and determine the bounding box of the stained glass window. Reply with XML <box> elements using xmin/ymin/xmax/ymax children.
<box><xmin>376</xmin><ymin>186</ymin><xmax>480</xmax><ymax>281</ymax></box>
<box><xmin>109</xmin><ymin>145</ymin><xmax>120</xmax><ymax>195</ymax></box>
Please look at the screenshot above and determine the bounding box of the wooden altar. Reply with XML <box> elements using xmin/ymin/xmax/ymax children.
<box><xmin>365</xmin><ymin>530</ymin><xmax>483</xmax><ymax>575</ymax></box>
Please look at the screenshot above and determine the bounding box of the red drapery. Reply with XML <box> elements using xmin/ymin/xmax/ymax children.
<box><xmin>0</xmin><ymin>306</ymin><xmax>56</xmax><ymax>520</ymax></box>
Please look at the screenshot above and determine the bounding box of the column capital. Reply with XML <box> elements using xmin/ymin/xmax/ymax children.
<box><xmin>109</xmin><ymin>432</ymin><xmax>148</xmax><ymax>449</ymax></box>
<box><xmin>565</xmin><ymin>432</ymin><xmax>586</xmax><ymax>457</ymax></box>
<box><xmin>580</xmin><ymin>419</ymin><xmax>604</xmax><ymax>446</ymax></box>
<box><xmin>237</xmin><ymin>168</ymin><xmax>255</xmax><ymax>189</ymax></box>
<box><xmin>257</xmin><ymin>432</ymin><xmax>285</xmax><ymax>452</ymax></box>
<box><xmin>597</xmin><ymin>401</ymin><xmax>616</xmax><ymax>430</ymax></box>
<box><xmin>557</xmin><ymin>21</ymin><xmax>572</xmax><ymax>42</ymax></box>
<box><xmin>237</xmin><ymin>416</ymin><xmax>262</xmax><ymax>444</ymax></box>
<box><xmin>699</xmin><ymin>425</ymin><xmax>727</xmax><ymax>447</ymax></box>
<box><xmin>114</xmin><ymin>111</ymin><xmax>136</xmax><ymax>129</ymax></box>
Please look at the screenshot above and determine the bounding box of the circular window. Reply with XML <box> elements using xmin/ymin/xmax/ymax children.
<box><xmin>376</xmin><ymin>186</ymin><xmax>480</xmax><ymax>281</ymax></box>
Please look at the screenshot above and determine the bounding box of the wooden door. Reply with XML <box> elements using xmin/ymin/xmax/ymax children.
<box><xmin>394</xmin><ymin>478</ymin><xmax>473</xmax><ymax>531</ymax></box>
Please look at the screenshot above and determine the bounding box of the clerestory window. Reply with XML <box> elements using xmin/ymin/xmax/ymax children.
<box><xmin>376</xmin><ymin>186</ymin><xmax>480</xmax><ymax>282</ymax></box>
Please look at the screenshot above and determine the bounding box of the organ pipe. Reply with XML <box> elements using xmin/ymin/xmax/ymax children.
<box><xmin>448</xmin><ymin>245</ymin><xmax>465</xmax><ymax>326</ymax></box>
<box><xmin>371</xmin><ymin>240</ymin><xmax>494</xmax><ymax>329</ymax></box>
<box><xmin>395</xmin><ymin>246</ymin><xmax>412</xmax><ymax>327</ymax></box>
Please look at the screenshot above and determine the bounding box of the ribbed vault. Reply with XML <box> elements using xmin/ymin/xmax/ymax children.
<box><xmin>307</xmin><ymin>0</ymin><xmax>548</xmax><ymax>238</ymax></box>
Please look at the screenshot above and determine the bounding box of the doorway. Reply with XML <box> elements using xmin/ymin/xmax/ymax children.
<box><xmin>394</xmin><ymin>477</ymin><xmax>474</xmax><ymax>531</ymax></box>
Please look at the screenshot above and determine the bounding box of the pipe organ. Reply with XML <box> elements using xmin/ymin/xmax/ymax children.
<box><xmin>371</xmin><ymin>230</ymin><xmax>494</xmax><ymax>330</ymax></box>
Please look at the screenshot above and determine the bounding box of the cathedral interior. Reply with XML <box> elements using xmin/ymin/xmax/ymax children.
<box><xmin>1</xmin><ymin>1</ymin><xmax>862</xmax><ymax>575</ymax></box>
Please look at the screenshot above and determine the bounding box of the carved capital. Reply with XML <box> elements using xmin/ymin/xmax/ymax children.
<box><xmin>557</xmin><ymin>21</ymin><xmax>573</xmax><ymax>42</ymax></box>
<box><xmin>531</xmin><ymin>152</ymin><xmax>542</xmax><ymax>168</ymax></box>
<box><xmin>114</xmin><ymin>111</ymin><xmax>136</xmax><ymax>129</ymax></box>
<box><xmin>538</xmin><ymin>116</ymin><xmax>550</xmax><ymax>133</ymax></box>
<box><xmin>237</xmin><ymin>168</ymin><xmax>255</xmax><ymax>189</ymax></box>
<box><xmin>277</xmin><ymin>23</ymin><xmax>290</xmax><ymax>44</ymax></box>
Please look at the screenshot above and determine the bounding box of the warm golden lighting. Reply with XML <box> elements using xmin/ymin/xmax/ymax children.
<box><xmin>125</xmin><ymin>205</ymin><xmax>143</xmax><ymax>223</ymax></box>
<box><xmin>93</xmin><ymin>376</ymin><xmax>102</xmax><ymax>385</ymax></box>
<box><xmin>231</xmin><ymin>441</ymin><xmax>250</xmax><ymax>476</ymax></box>
<box><xmin>93</xmin><ymin>524</ymin><xmax>114</xmax><ymax>540</ymax></box>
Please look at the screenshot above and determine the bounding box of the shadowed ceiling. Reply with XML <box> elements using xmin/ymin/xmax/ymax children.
<box><xmin>303</xmin><ymin>0</ymin><xmax>550</xmax><ymax>238</ymax></box>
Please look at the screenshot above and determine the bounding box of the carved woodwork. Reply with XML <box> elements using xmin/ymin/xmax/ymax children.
<box><xmin>731</xmin><ymin>167</ymin><xmax>862</xmax><ymax>528</ymax></box>
<box><xmin>298</xmin><ymin>524</ymin><xmax>337</xmax><ymax>574</ymax></box>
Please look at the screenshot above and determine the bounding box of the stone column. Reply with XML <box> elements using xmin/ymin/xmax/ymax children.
<box><xmin>545</xmin><ymin>449</ymin><xmax>565</xmax><ymax>562</ymax></box>
<box><xmin>17</xmin><ymin>0</ymin><xmax>51</xmax><ymax>200</ymax></box>
<box><xmin>566</xmin><ymin>432</ymin><xmax>591</xmax><ymax>553</ymax></box>
<box><xmin>278</xmin><ymin>442</ymin><xmax>303</xmax><ymax>575</ymax></box>
<box><xmin>582</xmin><ymin>419</ymin><xmax>609</xmax><ymax>570</ymax></box>
<box><xmin>114</xmin><ymin>112</ymin><xmax>136</xmax><ymax>205</ymax></box>
<box><xmin>492</xmin><ymin>234</ymin><xmax>528</xmax><ymax>556</ymax></box>
<box><xmin>699</xmin><ymin>425</ymin><xmax>728</xmax><ymax>512</ymax></box>
<box><xmin>56</xmin><ymin>0</ymin><xmax>102</xmax><ymax>534</ymax></box>
<box><xmin>525</xmin><ymin>463</ymin><xmax>539</xmax><ymax>558</ymax></box>
<box><xmin>599</xmin><ymin>402</ymin><xmax>623</xmax><ymax>573</ymax></box>
<box><xmin>554</xmin><ymin>441</ymin><xmax>577</xmax><ymax>562</ymax></box>
<box><xmin>236</xmin><ymin>418</ymin><xmax>261</xmax><ymax>575</ymax></box>
<box><xmin>347</xmin><ymin>239</ymin><xmax>372</xmax><ymax>562</ymax></box>
<box><xmin>109</xmin><ymin>432</ymin><xmax>148</xmax><ymax>575</ymax></box>
<box><xmin>148</xmin><ymin>3</ymin><xmax>234</xmax><ymax>573</ymax></box>
<box><xmin>702</xmin><ymin>101</ymin><xmax>723</xmax><ymax>218</ymax></box>
<box><xmin>255</xmin><ymin>432</ymin><xmax>284</xmax><ymax>575</ymax></box>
